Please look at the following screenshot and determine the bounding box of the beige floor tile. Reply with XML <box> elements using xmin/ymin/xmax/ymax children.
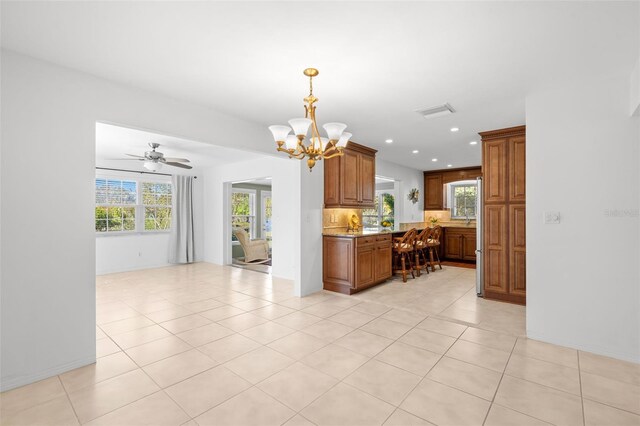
<box><xmin>302</xmin><ymin>383</ymin><xmax>395</xmax><ymax>426</ymax></box>
<box><xmin>384</xmin><ymin>409</ymin><xmax>434</xmax><ymax>426</ymax></box>
<box><xmin>110</xmin><ymin>325</ymin><xmax>172</xmax><ymax>349</ymax></box>
<box><xmin>199</xmin><ymin>305</ymin><xmax>245</xmax><ymax>321</ymax></box>
<box><xmin>127</xmin><ymin>299</ymin><xmax>181</xmax><ymax>315</ymax></box>
<box><xmin>96</xmin><ymin>326</ymin><xmax>107</xmax><ymax>340</ymax></box>
<box><xmin>240</xmin><ymin>321</ymin><xmax>296</xmax><ymax>345</ymax></box>
<box><xmin>182</xmin><ymin>298</ymin><xmax>225</xmax><ymax>313</ymax></box>
<box><xmin>0</xmin><ymin>395</ymin><xmax>79</xmax><ymax>426</ymax></box>
<box><xmin>60</xmin><ymin>352</ymin><xmax>138</xmax><ymax>393</ymax></box>
<box><xmin>100</xmin><ymin>315</ymin><xmax>155</xmax><ymax>336</ymax></box>
<box><xmin>195</xmin><ymin>387</ymin><xmax>295</xmax><ymax>426</ymax></box>
<box><xmin>437</xmin><ymin>306</ymin><xmax>483</xmax><ymax>324</ymax></box>
<box><xmin>583</xmin><ymin>398</ymin><xmax>640</xmax><ymax>426</ymax></box>
<box><xmin>335</xmin><ymin>329</ymin><xmax>394</xmax><ymax>357</ymax></box>
<box><xmin>125</xmin><ymin>335</ymin><xmax>192</xmax><ymax>366</ymax></box>
<box><xmin>300</xmin><ymin>301</ymin><xmax>346</xmax><ymax>318</ymax></box>
<box><xmin>513</xmin><ymin>338</ymin><xmax>578</xmax><ymax>368</ymax></box>
<box><xmin>231</xmin><ymin>297</ymin><xmax>272</xmax><ymax>311</ymax></box>
<box><xmin>381</xmin><ymin>309</ymin><xmax>427</xmax><ymax>327</ymax></box>
<box><xmin>97</xmin><ymin>306</ymin><xmax>140</xmax><ymax>324</ymax></box>
<box><xmin>159</xmin><ymin>314</ymin><xmax>211</xmax><ymax>334</ymax></box>
<box><xmin>484</xmin><ymin>404</ymin><xmax>550</xmax><ymax>426</ymax></box>
<box><xmin>301</xmin><ymin>344</ymin><xmax>370</xmax><ymax>380</ymax></box>
<box><xmin>505</xmin><ymin>353</ymin><xmax>581</xmax><ymax>395</ymax></box>
<box><xmin>345</xmin><ymin>359</ymin><xmax>421</xmax><ymax>406</ymax></box>
<box><xmin>145</xmin><ymin>306</ymin><xmax>194</xmax><ymax>323</ymax></box>
<box><xmin>446</xmin><ymin>339</ymin><xmax>510</xmax><ymax>372</ymax></box>
<box><xmin>252</xmin><ymin>304</ymin><xmax>296</xmax><ymax>320</ymax></box>
<box><xmin>581</xmin><ymin>371</ymin><xmax>640</xmax><ymax>414</ymax></box>
<box><xmin>175</xmin><ymin>322</ymin><xmax>235</xmax><ymax>347</ymax></box>
<box><xmin>329</xmin><ymin>309</ymin><xmax>377</xmax><ymax>328</ymax></box>
<box><xmin>494</xmin><ymin>375</ymin><xmax>583</xmax><ymax>426</ymax></box>
<box><xmin>301</xmin><ymin>319</ymin><xmax>354</xmax><ymax>342</ymax></box>
<box><xmin>224</xmin><ymin>346</ymin><xmax>293</xmax><ymax>384</ymax></box>
<box><xmin>427</xmin><ymin>356</ymin><xmax>501</xmax><ymax>400</ymax></box>
<box><xmin>350</xmin><ymin>301</ymin><xmax>392</xmax><ymax>316</ymax></box>
<box><xmin>375</xmin><ymin>341</ymin><xmax>441</xmax><ymax>376</ymax></box>
<box><xmin>268</xmin><ymin>331</ymin><xmax>329</xmax><ymax>359</ymax></box>
<box><xmin>283</xmin><ymin>414</ymin><xmax>317</xmax><ymax>426</ymax></box>
<box><xmin>216</xmin><ymin>312</ymin><xmax>269</xmax><ymax>332</ymax></box>
<box><xmin>143</xmin><ymin>349</ymin><xmax>217</xmax><ymax>388</ymax></box>
<box><xmin>360</xmin><ymin>317</ymin><xmax>412</xmax><ymax>340</ymax></box>
<box><xmin>165</xmin><ymin>365</ymin><xmax>251</xmax><ymax>417</ymax></box>
<box><xmin>274</xmin><ymin>311</ymin><xmax>323</xmax><ymax>330</ymax></box>
<box><xmin>400</xmin><ymin>378</ymin><xmax>490</xmax><ymax>426</ymax></box>
<box><xmin>416</xmin><ymin>317</ymin><xmax>467</xmax><ymax>338</ymax></box>
<box><xmin>84</xmin><ymin>391</ymin><xmax>189</xmax><ymax>426</ymax></box>
<box><xmin>459</xmin><ymin>327</ymin><xmax>516</xmax><ymax>352</ymax></box>
<box><xmin>198</xmin><ymin>333</ymin><xmax>261</xmax><ymax>363</ymax></box>
<box><xmin>258</xmin><ymin>362</ymin><xmax>338</xmax><ymax>411</ymax></box>
<box><xmin>399</xmin><ymin>328</ymin><xmax>456</xmax><ymax>355</ymax></box>
<box><xmin>0</xmin><ymin>376</ymin><xmax>66</xmax><ymax>418</ymax></box>
<box><xmin>67</xmin><ymin>369</ymin><xmax>160</xmax><ymax>423</ymax></box>
<box><xmin>96</xmin><ymin>337</ymin><xmax>122</xmax><ymax>357</ymax></box>
<box><xmin>579</xmin><ymin>350</ymin><xmax>640</xmax><ymax>386</ymax></box>
<box><xmin>214</xmin><ymin>292</ymin><xmax>254</xmax><ymax>304</ymax></box>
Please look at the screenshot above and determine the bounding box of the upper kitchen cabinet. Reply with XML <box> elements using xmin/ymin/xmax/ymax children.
<box><xmin>324</xmin><ymin>142</ymin><xmax>377</xmax><ymax>208</ymax></box>
<box><xmin>423</xmin><ymin>167</ymin><xmax>482</xmax><ymax>210</ymax></box>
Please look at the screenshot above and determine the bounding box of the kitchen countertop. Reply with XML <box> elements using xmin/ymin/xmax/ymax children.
<box><xmin>323</xmin><ymin>221</ymin><xmax>476</xmax><ymax>237</ymax></box>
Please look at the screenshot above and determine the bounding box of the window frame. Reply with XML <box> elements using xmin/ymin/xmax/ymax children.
<box><xmin>362</xmin><ymin>190</ymin><xmax>395</xmax><ymax>228</ymax></box>
<box><xmin>449</xmin><ymin>182</ymin><xmax>478</xmax><ymax>219</ymax></box>
<box><xmin>231</xmin><ymin>188</ymin><xmax>257</xmax><ymax>244</ymax></box>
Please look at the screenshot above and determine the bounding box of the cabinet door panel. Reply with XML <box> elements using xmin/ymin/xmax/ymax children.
<box><xmin>360</xmin><ymin>154</ymin><xmax>376</xmax><ymax>206</ymax></box>
<box><xmin>509</xmin><ymin>205</ymin><xmax>526</xmax><ymax>296</ymax></box>
<box><xmin>509</xmin><ymin>136</ymin><xmax>526</xmax><ymax>202</ymax></box>
<box><xmin>340</xmin><ymin>150</ymin><xmax>360</xmax><ymax>205</ymax></box>
<box><xmin>444</xmin><ymin>232</ymin><xmax>462</xmax><ymax>259</ymax></box>
<box><xmin>483</xmin><ymin>139</ymin><xmax>507</xmax><ymax>203</ymax></box>
<box><xmin>375</xmin><ymin>243</ymin><xmax>392</xmax><ymax>281</ymax></box>
<box><xmin>484</xmin><ymin>205</ymin><xmax>508</xmax><ymax>293</ymax></box>
<box><xmin>356</xmin><ymin>246</ymin><xmax>375</xmax><ymax>288</ymax></box>
<box><xmin>462</xmin><ymin>233</ymin><xmax>477</xmax><ymax>261</ymax></box>
<box><xmin>324</xmin><ymin>156</ymin><xmax>341</xmax><ymax>207</ymax></box>
<box><xmin>323</xmin><ymin>237</ymin><xmax>353</xmax><ymax>287</ymax></box>
<box><xmin>424</xmin><ymin>174</ymin><xmax>443</xmax><ymax>210</ymax></box>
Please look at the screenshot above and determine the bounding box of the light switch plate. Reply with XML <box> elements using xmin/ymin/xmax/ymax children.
<box><xmin>544</xmin><ymin>211</ymin><xmax>561</xmax><ymax>224</ymax></box>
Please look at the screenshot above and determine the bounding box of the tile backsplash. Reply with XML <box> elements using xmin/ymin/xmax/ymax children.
<box><xmin>424</xmin><ymin>210</ymin><xmax>451</xmax><ymax>222</ymax></box>
<box><xmin>323</xmin><ymin>208</ymin><xmax>363</xmax><ymax>229</ymax></box>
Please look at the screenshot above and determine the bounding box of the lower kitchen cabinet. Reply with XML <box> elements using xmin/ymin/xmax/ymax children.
<box><xmin>442</xmin><ymin>227</ymin><xmax>477</xmax><ymax>262</ymax></box>
<box><xmin>323</xmin><ymin>234</ymin><xmax>392</xmax><ymax>294</ymax></box>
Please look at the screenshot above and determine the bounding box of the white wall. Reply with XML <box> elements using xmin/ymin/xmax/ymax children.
<box><xmin>376</xmin><ymin>159</ymin><xmax>425</xmax><ymax>223</ymax></box>
<box><xmin>526</xmin><ymin>73</ymin><xmax>640</xmax><ymax>362</ymax></box>
<box><xmin>0</xmin><ymin>51</ymin><xmax>269</xmax><ymax>391</ymax></box>
<box><xmin>631</xmin><ymin>57</ymin><xmax>640</xmax><ymax>116</ymax></box>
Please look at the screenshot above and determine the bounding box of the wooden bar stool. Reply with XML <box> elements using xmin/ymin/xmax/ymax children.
<box><xmin>393</xmin><ymin>228</ymin><xmax>417</xmax><ymax>283</ymax></box>
<box><xmin>413</xmin><ymin>227</ymin><xmax>431</xmax><ymax>277</ymax></box>
<box><xmin>426</xmin><ymin>225</ymin><xmax>443</xmax><ymax>272</ymax></box>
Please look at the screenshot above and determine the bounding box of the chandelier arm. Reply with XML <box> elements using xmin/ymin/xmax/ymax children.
<box><xmin>323</xmin><ymin>151</ymin><xmax>345</xmax><ymax>160</ymax></box>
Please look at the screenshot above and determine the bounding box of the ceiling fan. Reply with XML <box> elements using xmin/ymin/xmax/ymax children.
<box><xmin>121</xmin><ymin>143</ymin><xmax>192</xmax><ymax>171</ymax></box>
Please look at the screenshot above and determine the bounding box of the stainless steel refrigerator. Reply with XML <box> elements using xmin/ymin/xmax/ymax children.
<box><xmin>476</xmin><ymin>177</ymin><xmax>483</xmax><ymax>296</ymax></box>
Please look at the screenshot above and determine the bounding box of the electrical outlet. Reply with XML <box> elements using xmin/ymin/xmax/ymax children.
<box><xmin>544</xmin><ymin>211</ymin><xmax>561</xmax><ymax>224</ymax></box>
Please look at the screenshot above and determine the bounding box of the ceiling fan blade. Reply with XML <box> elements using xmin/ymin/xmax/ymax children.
<box><xmin>163</xmin><ymin>157</ymin><xmax>190</xmax><ymax>163</ymax></box>
<box><xmin>125</xmin><ymin>153</ymin><xmax>146</xmax><ymax>158</ymax></box>
<box><xmin>106</xmin><ymin>158</ymin><xmax>145</xmax><ymax>161</ymax></box>
<box><xmin>165</xmin><ymin>162</ymin><xmax>193</xmax><ymax>170</ymax></box>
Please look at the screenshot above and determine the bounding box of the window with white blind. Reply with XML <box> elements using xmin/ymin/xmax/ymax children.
<box><xmin>95</xmin><ymin>177</ymin><xmax>172</xmax><ymax>234</ymax></box>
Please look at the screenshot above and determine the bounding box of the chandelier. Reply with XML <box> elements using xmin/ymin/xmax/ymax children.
<box><xmin>268</xmin><ymin>68</ymin><xmax>351</xmax><ymax>171</ymax></box>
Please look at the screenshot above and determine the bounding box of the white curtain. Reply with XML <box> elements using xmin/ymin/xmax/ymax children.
<box><xmin>169</xmin><ymin>175</ymin><xmax>196</xmax><ymax>263</ymax></box>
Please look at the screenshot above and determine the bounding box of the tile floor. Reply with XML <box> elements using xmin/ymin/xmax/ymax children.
<box><xmin>1</xmin><ymin>262</ymin><xmax>639</xmax><ymax>425</ymax></box>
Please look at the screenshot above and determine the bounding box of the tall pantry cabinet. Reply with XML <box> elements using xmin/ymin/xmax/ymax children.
<box><xmin>480</xmin><ymin>125</ymin><xmax>526</xmax><ymax>305</ymax></box>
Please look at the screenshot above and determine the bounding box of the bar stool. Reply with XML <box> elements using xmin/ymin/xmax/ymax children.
<box><xmin>426</xmin><ymin>225</ymin><xmax>443</xmax><ymax>272</ymax></box>
<box><xmin>413</xmin><ymin>227</ymin><xmax>431</xmax><ymax>277</ymax></box>
<box><xmin>393</xmin><ymin>228</ymin><xmax>417</xmax><ymax>283</ymax></box>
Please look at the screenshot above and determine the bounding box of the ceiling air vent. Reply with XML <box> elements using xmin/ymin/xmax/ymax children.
<box><xmin>416</xmin><ymin>103</ymin><xmax>456</xmax><ymax>119</ymax></box>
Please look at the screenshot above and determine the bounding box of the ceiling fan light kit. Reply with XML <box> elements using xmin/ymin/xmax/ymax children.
<box><xmin>269</xmin><ymin>68</ymin><xmax>351</xmax><ymax>171</ymax></box>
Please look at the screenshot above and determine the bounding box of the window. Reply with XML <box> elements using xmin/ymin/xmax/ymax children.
<box><xmin>362</xmin><ymin>192</ymin><xmax>395</xmax><ymax>227</ymax></box>
<box><xmin>450</xmin><ymin>183</ymin><xmax>477</xmax><ymax>219</ymax></box>
<box><xmin>231</xmin><ymin>189</ymin><xmax>256</xmax><ymax>241</ymax></box>
<box><xmin>95</xmin><ymin>177</ymin><xmax>172</xmax><ymax>233</ymax></box>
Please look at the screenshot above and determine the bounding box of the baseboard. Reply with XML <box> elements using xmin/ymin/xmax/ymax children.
<box><xmin>96</xmin><ymin>261</ymin><xmax>171</xmax><ymax>275</ymax></box>
<box><xmin>526</xmin><ymin>330</ymin><xmax>640</xmax><ymax>364</ymax></box>
<box><xmin>1</xmin><ymin>355</ymin><xmax>96</xmax><ymax>392</ymax></box>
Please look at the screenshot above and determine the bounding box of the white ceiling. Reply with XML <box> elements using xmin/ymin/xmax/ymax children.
<box><xmin>2</xmin><ymin>2</ymin><xmax>638</xmax><ymax>171</ymax></box>
<box><xmin>95</xmin><ymin>122</ymin><xmax>266</xmax><ymax>174</ymax></box>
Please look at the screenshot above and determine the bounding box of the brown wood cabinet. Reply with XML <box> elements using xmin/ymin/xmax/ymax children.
<box><xmin>323</xmin><ymin>234</ymin><xmax>392</xmax><ymax>294</ymax></box>
<box><xmin>480</xmin><ymin>126</ymin><xmax>526</xmax><ymax>304</ymax></box>
<box><xmin>442</xmin><ymin>227</ymin><xmax>477</xmax><ymax>261</ymax></box>
<box><xmin>324</xmin><ymin>142</ymin><xmax>377</xmax><ymax>208</ymax></box>
<box><xmin>424</xmin><ymin>167</ymin><xmax>482</xmax><ymax>210</ymax></box>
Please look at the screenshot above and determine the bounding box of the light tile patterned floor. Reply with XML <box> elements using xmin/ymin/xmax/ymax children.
<box><xmin>1</xmin><ymin>262</ymin><xmax>639</xmax><ymax>425</ymax></box>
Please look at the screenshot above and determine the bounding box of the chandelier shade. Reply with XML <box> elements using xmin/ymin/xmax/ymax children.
<box><xmin>269</xmin><ymin>68</ymin><xmax>351</xmax><ymax>170</ymax></box>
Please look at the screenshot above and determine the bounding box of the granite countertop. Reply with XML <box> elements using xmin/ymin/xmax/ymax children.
<box><xmin>323</xmin><ymin>221</ymin><xmax>476</xmax><ymax>237</ymax></box>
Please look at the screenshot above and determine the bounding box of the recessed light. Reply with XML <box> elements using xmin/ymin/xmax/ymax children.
<box><xmin>432</xmin><ymin>158</ymin><xmax>438</xmax><ymax>162</ymax></box>
<box><xmin>447</xmin><ymin>164</ymin><xmax>453</xmax><ymax>168</ymax></box>
<box><xmin>385</xmin><ymin>139</ymin><xmax>393</xmax><ymax>144</ymax></box>
<box><xmin>469</xmin><ymin>141</ymin><xmax>478</xmax><ymax>145</ymax></box>
<box><xmin>450</xmin><ymin>127</ymin><xmax>459</xmax><ymax>132</ymax></box>
<box><xmin>412</xmin><ymin>150</ymin><xmax>419</xmax><ymax>154</ymax></box>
